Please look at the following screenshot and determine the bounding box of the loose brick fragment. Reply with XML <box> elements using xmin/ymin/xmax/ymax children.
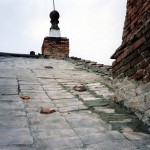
<box><xmin>40</xmin><ymin>108</ymin><xmax>56</xmax><ymax>114</ymax></box>
<box><xmin>73</xmin><ymin>85</ymin><xmax>87</xmax><ymax>92</ymax></box>
<box><xmin>20</xmin><ymin>96</ymin><xmax>30</xmax><ymax>100</ymax></box>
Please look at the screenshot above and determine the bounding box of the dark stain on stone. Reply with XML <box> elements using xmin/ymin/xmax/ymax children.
<box><xmin>44</xmin><ymin>66</ymin><xmax>53</xmax><ymax>69</ymax></box>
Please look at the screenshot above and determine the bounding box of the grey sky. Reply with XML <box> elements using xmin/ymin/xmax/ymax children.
<box><xmin>0</xmin><ymin>0</ymin><xmax>127</xmax><ymax>64</ymax></box>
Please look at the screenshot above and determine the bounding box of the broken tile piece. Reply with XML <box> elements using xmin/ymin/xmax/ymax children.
<box><xmin>20</xmin><ymin>96</ymin><xmax>30</xmax><ymax>100</ymax></box>
<box><xmin>73</xmin><ymin>85</ymin><xmax>87</xmax><ymax>92</ymax></box>
<box><xmin>40</xmin><ymin>107</ymin><xmax>56</xmax><ymax>114</ymax></box>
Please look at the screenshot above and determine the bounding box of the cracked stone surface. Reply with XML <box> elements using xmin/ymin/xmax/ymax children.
<box><xmin>0</xmin><ymin>57</ymin><xmax>149</xmax><ymax>150</ymax></box>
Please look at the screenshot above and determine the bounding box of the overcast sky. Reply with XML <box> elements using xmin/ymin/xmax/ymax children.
<box><xmin>0</xmin><ymin>0</ymin><xmax>127</xmax><ymax>65</ymax></box>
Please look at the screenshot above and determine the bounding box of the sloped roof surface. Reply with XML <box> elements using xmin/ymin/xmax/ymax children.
<box><xmin>0</xmin><ymin>57</ymin><xmax>149</xmax><ymax>149</ymax></box>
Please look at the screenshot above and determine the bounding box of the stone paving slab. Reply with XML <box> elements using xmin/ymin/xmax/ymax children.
<box><xmin>27</xmin><ymin>112</ymin><xmax>69</xmax><ymax>128</ymax></box>
<box><xmin>24</xmin><ymin>102</ymin><xmax>55</xmax><ymax>109</ymax></box>
<box><xmin>19</xmin><ymin>81</ymin><xmax>40</xmax><ymax>85</ymax></box>
<box><xmin>63</xmin><ymin>111</ymin><xmax>111</xmax><ymax>130</ymax></box>
<box><xmin>0</xmin><ymin>89</ymin><xmax>18</xmax><ymax>95</ymax></box>
<box><xmin>20</xmin><ymin>90</ymin><xmax>45</xmax><ymax>93</ymax></box>
<box><xmin>42</xmin><ymin>87</ymin><xmax>63</xmax><ymax>91</ymax></box>
<box><xmin>30</xmin><ymin>123</ymin><xmax>71</xmax><ymax>132</ymax></box>
<box><xmin>20</xmin><ymin>93</ymin><xmax>49</xmax><ymax>99</ymax></box>
<box><xmin>0</xmin><ymin>145</ymin><xmax>35</xmax><ymax>150</ymax></box>
<box><xmin>0</xmin><ymin>87</ymin><xmax>18</xmax><ymax>95</ymax></box>
<box><xmin>24</xmin><ymin>98</ymin><xmax>52</xmax><ymax>103</ymax></box>
<box><xmin>42</xmin><ymin>84</ymin><xmax>63</xmax><ymax>88</ymax></box>
<box><xmin>0</xmin><ymin>57</ymin><xmax>149</xmax><ymax>150</ymax></box>
<box><xmin>79</xmin><ymin>95</ymin><xmax>100</xmax><ymax>101</ymax></box>
<box><xmin>0</xmin><ymin>78</ymin><xmax>18</xmax><ymax>85</ymax></box>
<box><xmin>0</xmin><ymin>95</ymin><xmax>21</xmax><ymax>101</ymax></box>
<box><xmin>0</xmin><ymin>128</ymin><xmax>33</xmax><ymax>145</ymax></box>
<box><xmin>37</xmin><ymin>80</ymin><xmax>58</xmax><ymax>85</ymax></box>
<box><xmin>86</xmin><ymin>140</ymin><xmax>138</xmax><ymax>150</ymax></box>
<box><xmin>46</xmin><ymin>90</ymin><xmax>67</xmax><ymax>95</ymax></box>
<box><xmin>0</xmin><ymin>117</ymin><xmax>29</xmax><ymax>128</ymax></box>
<box><xmin>47</xmin><ymin>92</ymin><xmax>74</xmax><ymax>100</ymax></box>
<box><xmin>0</xmin><ymin>72</ymin><xmax>17</xmax><ymax>78</ymax></box>
<box><xmin>53</xmin><ymin>98</ymin><xmax>83</xmax><ymax>107</ymax></box>
<box><xmin>94</xmin><ymin>106</ymin><xmax>115</xmax><ymax>113</ymax></box>
<box><xmin>32</xmin><ymin>129</ymin><xmax>77</xmax><ymax>140</ymax></box>
<box><xmin>58</xmin><ymin>105</ymin><xmax>88</xmax><ymax>113</ymax></box>
<box><xmin>0</xmin><ymin>110</ymin><xmax>26</xmax><ymax>117</ymax></box>
<box><xmin>20</xmin><ymin>85</ymin><xmax>43</xmax><ymax>90</ymax></box>
<box><xmin>0</xmin><ymin>101</ymin><xmax>24</xmax><ymax>109</ymax></box>
<box><xmin>34</xmin><ymin>136</ymin><xmax>83</xmax><ymax>150</ymax></box>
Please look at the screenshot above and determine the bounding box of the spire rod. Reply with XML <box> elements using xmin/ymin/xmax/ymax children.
<box><xmin>53</xmin><ymin>0</ymin><xmax>55</xmax><ymax>10</ymax></box>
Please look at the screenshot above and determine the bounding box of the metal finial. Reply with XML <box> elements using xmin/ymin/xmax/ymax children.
<box><xmin>49</xmin><ymin>0</ymin><xmax>61</xmax><ymax>37</ymax></box>
<box><xmin>53</xmin><ymin>0</ymin><xmax>55</xmax><ymax>10</ymax></box>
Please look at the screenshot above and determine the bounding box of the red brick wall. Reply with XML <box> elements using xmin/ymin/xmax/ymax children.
<box><xmin>111</xmin><ymin>0</ymin><xmax>150</xmax><ymax>83</ymax></box>
<box><xmin>123</xmin><ymin>0</ymin><xmax>150</xmax><ymax>43</ymax></box>
<box><xmin>42</xmin><ymin>37</ymin><xmax>69</xmax><ymax>59</ymax></box>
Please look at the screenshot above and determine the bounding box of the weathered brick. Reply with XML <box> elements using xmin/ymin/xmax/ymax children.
<box><xmin>112</xmin><ymin>61</ymin><xmax>123</xmax><ymax>73</ymax></box>
<box><xmin>138</xmin><ymin>40</ymin><xmax>150</xmax><ymax>53</ymax></box>
<box><xmin>111</xmin><ymin>0</ymin><xmax>150</xmax><ymax>126</ymax></box>
<box><xmin>111</xmin><ymin>0</ymin><xmax>150</xmax><ymax>83</ymax></box>
<box><xmin>42</xmin><ymin>37</ymin><xmax>69</xmax><ymax>59</ymax></box>
<box><xmin>113</xmin><ymin>69</ymin><xmax>124</xmax><ymax>78</ymax></box>
<box><xmin>122</xmin><ymin>49</ymin><xmax>130</xmax><ymax>59</ymax></box>
<box><xmin>112</xmin><ymin>60</ymin><xmax>117</xmax><ymax>67</ymax></box>
<box><xmin>123</xmin><ymin>50</ymin><xmax>138</xmax><ymax>65</ymax></box>
<box><xmin>143</xmin><ymin>74</ymin><xmax>150</xmax><ymax>83</ymax></box>
<box><xmin>123</xmin><ymin>63</ymin><xmax>131</xmax><ymax>72</ymax></box>
<box><xmin>140</xmin><ymin>59</ymin><xmax>149</xmax><ymax>69</ymax></box>
<box><xmin>145</xmin><ymin>30</ymin><xmax>150</xmax><ymax>40</ymax></box>
<box><xmin>133</xmin><ymin>69</ymin><xmax>146</xmax><ymax>80</ymax></box>
<box><xmin>141</xmin><ymin>50</ymin><xmax>150</xmax><ymax>58</ymax></box>
<box><xmin>146</xmin><ymin>65</ymin><xmax>150</xmax><ymax>73</ymax></box>
<box><xmin>130</xmin><ymin>54</ymin><xmax>143</xmax><ymax>67</ymax></box>
<box><xmin>125</xmin><ymin>65</ymin><xmax>139</xmax><ymax>77</ymax></box>
<box><xmin>116</xmin><ymin>54</ymin><xmax>123</xmax><ymax>63</ymax></box>
<box><xmin>117</xmin><ymin>67</ymin><xmax>124</xmax><ymax>75</ymax></box>
<box><xmin>130</xmin><ymin>37</ymin><xmax>145</xmax><ymax>52</ymax></box>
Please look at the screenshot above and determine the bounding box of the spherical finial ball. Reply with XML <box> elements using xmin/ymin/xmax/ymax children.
<box><xmin>50</xmin><ymin>10</ymin><xmax>60</xmax><ymax>20</ymax></box>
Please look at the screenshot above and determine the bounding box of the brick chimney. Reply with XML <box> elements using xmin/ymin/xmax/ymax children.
<box><xmin>41</xmin><ymin>9</ymin><xmax>69</xmax><ymax>59</ymax></box>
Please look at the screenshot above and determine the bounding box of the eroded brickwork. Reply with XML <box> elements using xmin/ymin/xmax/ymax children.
<box><xmin>123</xmin><ymin>0</ymin><xmax>150</xmax><ymax>43</ymax></box>
<box><xmin>42</xmin><ymin>37</ymin><xmax>69</xmax><ymax>59</ymax></box>
<box><xmin>111</xmin><ymin>0</ymin><xmax>150</xmax><ymax>125</ymax></box>
<box><xmin>111</xmin><ymin>0</ymin><xmax>150</xmax><ymax>82</ymax></box>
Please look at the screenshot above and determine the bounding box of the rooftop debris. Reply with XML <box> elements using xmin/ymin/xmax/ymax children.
<box><xmin>40</xmin><ymin>107</ymin><xmax>56</xmax><ymax>114</ymax></box>
<box><xmin>44</xmin><ymin>66</ymin><xmax>53</xmax><ymax>69</ymax></box>
<box><xmin>73</xmin><ymin>84</ymin><xmax>87</xmax><ymax>92</ymax></box>
<box><xmin>20</xmin><ymin>96</ymin><xmax>30</xmax><ymax>101</ymax></box>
